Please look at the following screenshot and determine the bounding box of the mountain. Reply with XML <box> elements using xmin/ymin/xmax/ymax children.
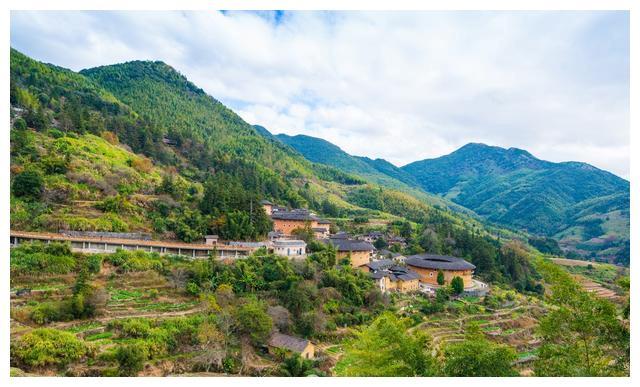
<box><xmin>274</xmin><ymin>133</ymin><xmax>401</xmax><ymax>184</ymax></box>
<box><xmin>273</xmin><ymin>133</ymin><xmax>466</xmax><ymax>211</ymax></box>
<box><xmin>402</xmin><ymin>143</ymin><xmax>630</xmax><ymax>263</ymax></box>
<box><xmin>10</xmin><ymin>48</ymin><xmax>496</xmax><ymax>245</ymax></box>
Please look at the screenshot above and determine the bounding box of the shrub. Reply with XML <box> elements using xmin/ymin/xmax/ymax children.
<box><xmin>148</xmin><ymin>289</ymin><xmax>159</xmax><ymax>300</ymax></box>
<box><xmin>105</xmin><ymin>250</ymin><xmax>163</xmax><ymax>273</ymax></box>
<box><xmin>47</xmin><ymin>128</ymin><xmax>65</xmax><ymax>139</ymax></box>
<box><xmin>186</xmin><ymin>281</ymin><xmax>200</xmax><ymax>296</ymax></box>
<box><xmin>451</xmin><ymin>276</ymin><xmax>464</xmax><ymax>294</ymax></box>
<box><xmin>86</xmin><ymin>255</ymin><xmax>103</xmax><ymax>274</ymax></box>
<box><xmin>30</xmin><ymin>302</ymin><xmax>66</xmax><ymax>324</ymax></box>
<box><xmin>115</xmin><ymin>319</ymin><xmax>152</xmax><ymax>338</ymax></box>
<box><xmin>115</xmin><ymin>343</ymin><xmax>147</xmax><ymax>376</ymax></box>
<box><xmin>13</xmin><ymin>117</ymin><xmax>27</xmax><ymax>130</ymax></box>
<box><xmin>11</xmin><ymin>328</ymin><xmax>87</xmax><ymax>368</ymax></box>
<box><xmin>12</xmin><ymin>170</ymin><xmax>44</xmax><ymax>200</ymax></box>
<box><xmin>131</xmin><ymin>158</ymin><xmax>153</xmax><ymax>173</ymax></box>
<box><xmin>100</xmin><ymin>131</ymin><xmax>119</xmax><ymax>145</ymax></box>
<box><xmin>10</xmin><ymin>242</ymin><xmax>77</xmax><ymax>276</ymax></box>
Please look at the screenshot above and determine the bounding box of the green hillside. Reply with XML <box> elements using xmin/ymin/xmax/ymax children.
<box><xmin>274</xmin><ymin>133</ymin><xmax>467</xmax><ymax>212</ymax></box>
<box><xmin>401</xmin><ymin>143</ymin><xmax>630</xmax><ymax>263</ymax></box>
<box><xmin>9</xmin><ymin>49</ymin><xmax>482</xmax><ymax>243</ymax></box>
<box><xmin>275</xmin><ymin>133</ymin><xmax>410</xmax><ymax>187</ymax></box>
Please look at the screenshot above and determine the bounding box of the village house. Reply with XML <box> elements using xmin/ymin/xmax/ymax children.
<box><xmin>386</xmin><ymin>235</ymin><xmax>407</xmax><ymax>248</ymax></box>
<box><xmin>312</xmin><ymin>227</ymin><xmax>330</xmax><ymax>239</ymax></box>
<box><xmin>270</xmin><ymin>209</ymin><xmax>320</xmax><ymax>235</ymax></box>
<box><xmin>359</xmin><ymin>231</ymin><xmax>384</xmax><ymax>243</ymax></box>
<box><xmin>326</xmin><ymin>236</ymin><xmax>375</xmax><ymax>269</ymax></box>
<box><xmin>267</xmin><ymin>332</ymin><xmax>315</xmax><ymax>359</ymax></box>
<box><xmin>405</xmin><ymin>253</ymin><xmax>476</xmax><ymax>289</ymax></box>
<box><xmin>267</xmin><ymin>231</ymin><xmax>285</xmax><ymax>241</ymax></box>
<box><xmin>260</xmin><ymin>200</ymin><xmax>287</xmax><ymax>216</ymax></box>
<box><xmin>369</xmin><ymin>265</ymin><xmax>421</xmax><ymax>294</ymax></box>
<box><xmin>364</xmin><ymin>258</ymin><xmax>395</xmax><ymax>272</ymax></box>
<box><xmin>265</xmin><ymin>205</ymin><xmax>331</xmax><ymax>236</ymax></box>
<box><xmin>271</xmin><ymin>239</ymin><xmax>307</xmax><ymax>258</ymax></box>
<box><xmin>260</xmin><ymin>200</ymin><xmax>274</xmax><ymax>215</ymax></box>
<box><xmin>376</xmin><ymin>249</ymin><xmax>406</xmax><ymax>264</ymax></box>
<box><xmin>10</xmin><ymin>230</ymin><xmax>258</xmax><ymax>259</ymax></box>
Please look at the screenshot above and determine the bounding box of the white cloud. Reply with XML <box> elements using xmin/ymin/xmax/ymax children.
<box><xmin>10</xmin><ymin>10</ymin><xmax>630</xmax><ymax>178</ymax></box>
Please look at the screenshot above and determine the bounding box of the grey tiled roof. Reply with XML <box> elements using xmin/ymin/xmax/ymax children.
<box><xmin>406</xmin><ymin>254</ymin><xmax>475</xmax><ymax>271</ymax></box>
<box><xmin>268</xmin><ymin>332</ymin><xmax>311</xmax><ymax>353</ymax></box>
<box><xmin>271</xmin><ymin>211</ymin><xmax>320</xmax><ymax>221</ymax></box>
<box><xmin>370</xmin><ymin>265</ymin><xmax>421</xmax><ymax>282</ymax></box>
<box><xmin>365</xmin><ymin>259</ymin><xmax>394</xmax><ymax>271</ymax></box>
<box><xmin>327</xmin><ymin>238</ymin><xmax>375</xmax><ymax>252</ymax></box>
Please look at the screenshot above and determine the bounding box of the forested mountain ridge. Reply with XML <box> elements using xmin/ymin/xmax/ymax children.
<box><xmin>272</xmin><ymin>132</ymin><xmax>471</xmax><ymax>213</ymax></box>
<box><xmin>10</xmin><ymin>49</ymin><xmax>495</xmax><ymax>245</ymax></box>
<box><xmin>402</xmin><ymin>143</ymin><xmax>630</xmax><ymax>264</ymax></box>
<box><xmin>275</xmin><ymin>133</ymin><xmax>419</xmax><ymax>187</ymax></box>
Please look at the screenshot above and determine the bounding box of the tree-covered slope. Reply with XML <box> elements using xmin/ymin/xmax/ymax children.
<box><xmin>275</xmin><ymin>133</ymin><xmax>402</xmax><ymax>185</ymax></box>
<box><xmin>11</xmin><ymin>49</ymin><xmax>496</xmax><ymax>245</ymax></box>
<box><xmin>274</xmin><ymin>133</ymin><xmax>466</xmax><ymax>212</ymax></box>
<box><xmin>401</xmin><ymin>143</ymin><xmax>630</xmax><ymax>262</ymax></box>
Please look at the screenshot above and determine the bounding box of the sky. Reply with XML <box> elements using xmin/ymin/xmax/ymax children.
<box><xmin>10</xmin><ymin>10</ymin><xmax>630</xmax><ymax>178</ymax></box>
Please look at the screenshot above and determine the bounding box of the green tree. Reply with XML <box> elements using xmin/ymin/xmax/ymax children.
<box><xmin>437</xmin><ymin>270</ymin><xmax>445</xmax><ymax>285</ymax></box>
<box><xmin>442</xmin><ymin>323</ymin><xmax>517</xmax><ymax>376</ymax></box>
<box><xmin>373</xmin><ymin>237</ymin><xmax>388</xmax><ymax>250</ymax></box>
<box><xmin>336</xmin><ymin>312</ymin><xmax>433</xmax><ymax>376</ymax></box>
<box><xmin>291</xmin><ymin>221</ymin><xmax>315</xmax><ymax>244</ymax></box>
<box><xmin>534</xmin><ymin>281</ymin><xmax>629</xmax><ymax>376</ymax></box>
<box><xmin>280</xmin><ymin>354</ymin><xmax>315</xmax><ymax>376</ymax></box>
<box><xmin>12</xmin><ymin>170</ymin><xmax>44</xmax><ymax>200</ymax></box>
<box><xmin>451</xmin><ymin>276</ymin><xmax>464</xmax><ymax>294</ymax></box>
<box><xmin>234</xmin><ymin>299</ymin><xmax>273</xmax><ymax>345</ymax></box>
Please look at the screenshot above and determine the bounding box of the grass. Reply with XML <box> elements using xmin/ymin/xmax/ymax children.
<box><xmin>65</xmin><ymin>321</ymin><xmax>103</xmax><ymax>333</ymax></box>
<box><xmin>110</xmin><ymin>288</ymin><xmax>144</xmax><ymax>301</ymax></box>
<box><xmin>86</xmin><ymin>332</ymin><xmax>113</xmax><ymax>341</ymax></box>
<box><xmin>517</xmin><ymin>349</ymin><xmax>538</xmax><ymax>359</ymax></box>
<box><xmin>325</xmin><ymin>345</ymin><xmax>343</xmax><ymax>355</ymax></box>
<box><xmin>138</xmin><ymin>301</ymin><xmax>198</xmax><ymax>312</ymax></box>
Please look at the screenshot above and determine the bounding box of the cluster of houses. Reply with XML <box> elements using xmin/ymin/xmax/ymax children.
<box><xmin>259</xmin><ymin>200</ymin><xmax>486</xmax><ymax>296</ymax></box>
<box><xmin>10</xmin><ymin>200</ymin><xmax>485</xmax><ymax>297</ymax></box>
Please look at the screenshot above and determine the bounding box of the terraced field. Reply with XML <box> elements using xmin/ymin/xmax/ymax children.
<box><xmin>415</xmin><ymin>304</ymin><xmax>545</xmax><ymax>350</ymax></box>
<box><xmin>551</xmin><ymin>257</ymin><xmax>627</xmax><ymax>302</ymax></box>
<box><xmin>10</xmin><ymin>265</ymin><xmax>204</xmax><ymax>340</ymax></box>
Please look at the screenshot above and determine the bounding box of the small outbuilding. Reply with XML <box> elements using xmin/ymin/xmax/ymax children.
<box><xmin>267</xmin><ymin>332</ymin><xmax>315</xmax><ymax>359</ymax></box>
<box><xmin>272</xmin><ymin>239</ymin><xmax>307</xmax><ymax>258</ymax></box>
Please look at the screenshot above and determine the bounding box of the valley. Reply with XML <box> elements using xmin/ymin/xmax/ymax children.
<box><xmin>8</xmin><ymin>48</ymin><xmax>630</xmax><ymax>377</ymax></box>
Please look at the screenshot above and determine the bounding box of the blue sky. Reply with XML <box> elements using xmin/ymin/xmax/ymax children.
<box><xmin>10</xmin><ymin>10</ymin><xmax>630</xmax><ymax>178</ymax></box>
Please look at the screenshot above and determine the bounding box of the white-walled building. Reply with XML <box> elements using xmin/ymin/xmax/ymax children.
<box><xmin>272</xmin><ymin>239</ymin><xmax>307</xmax><ymax>258</ymax></box>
